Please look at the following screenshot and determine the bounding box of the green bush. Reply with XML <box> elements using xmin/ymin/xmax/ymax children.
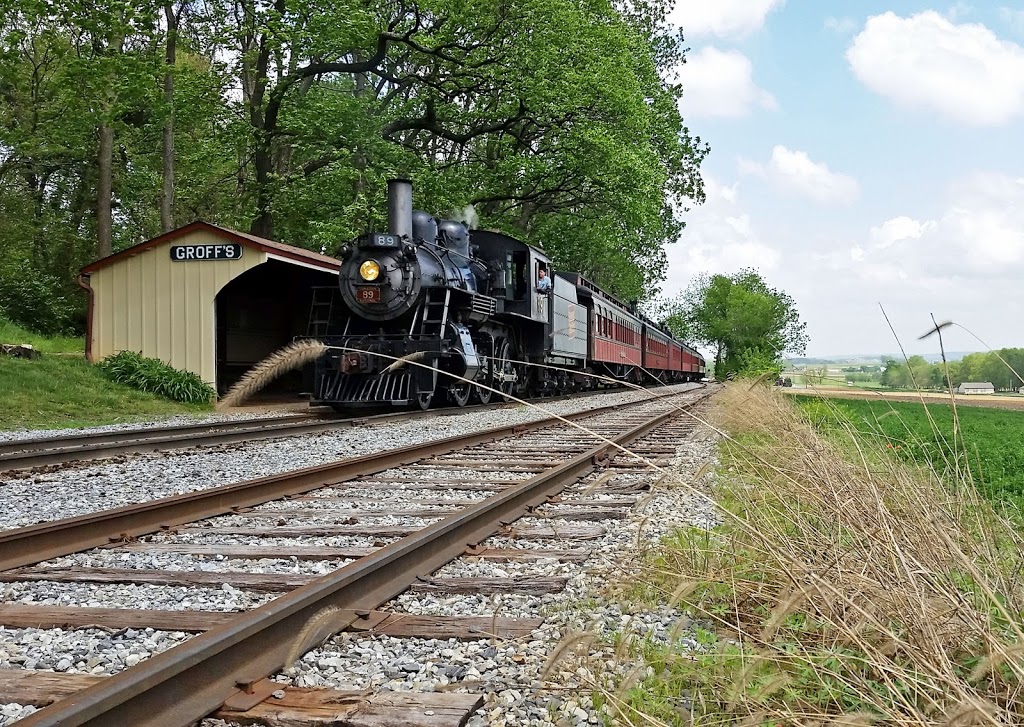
<box><xmin>0</xmin><ymin>273</ymin><xmax>81</xmax><ymax>335</ymax></box>
<box><xmin>98</xmin><ymin>351</ymin><xmax>215</xmax><ymax>404</ymax></box>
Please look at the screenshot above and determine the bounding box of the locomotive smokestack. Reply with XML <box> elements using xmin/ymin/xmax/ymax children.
<box><xmin>387</xmin><ymin>179</ymin><xmax>413</xmax><ymax>240</ymax></box>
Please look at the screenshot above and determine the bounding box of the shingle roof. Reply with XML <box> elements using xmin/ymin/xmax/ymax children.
<box><xmin>80</xmin><ymin>221</ymin><xmax>341</xmax><ymax>274</ymax></box>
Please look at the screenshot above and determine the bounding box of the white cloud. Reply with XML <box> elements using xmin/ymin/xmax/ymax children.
<box><xmin>942</xmin><ymin>173</ymin><xmax>1024</xmax><ymax>266</ymax></box>
<box><xmin>847</xmin><ymin>11</ymin><xmax>1024</xmax><ymax>126</ymax></box>
<box><xmin>662</xmin><ymin>170</ymin><xmax>1024</xmax><ymax>355</ymax></box>
<box><xmin>740</xmin><ymin>146</ymin><xmax>860</xmax><ymax>204</ymax></box>
<box><xmin>854</xmin><ymin>172</ymin><xmax>1024</xmax><ymax>276</ymax></box>
<box><xmin>677</xmin><ymin>47</ymin><xmax>777</xmax><ymax>119</ymax></box>
<box><xmin>824</xmin><ymin>16</ymin><xmax>857</xmax><ymax>34</ymax></box>
<box><xmin>869</xmin><ymin>216</ymin><xmax>936</xmax><ymax>249</ymax></box>
<box><xmin>664</xmin><ymin>176</ymin><xmax>780</xmax><ymax>295</ymax></box>
<box><xmin>946</xmin><ymin>3</ymin><xmax>973</xmax><ymax>22</ymax></box>
<box><xmin>669</xmin><ymin>0</ymin><xmax>784</xmax><ymax>40</ymax></box>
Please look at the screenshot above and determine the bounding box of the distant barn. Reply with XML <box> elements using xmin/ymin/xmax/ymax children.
<box><xmin>957</xmin><ymin>382</ymin><xmax>995</xmax><ymax>395</ymax></box>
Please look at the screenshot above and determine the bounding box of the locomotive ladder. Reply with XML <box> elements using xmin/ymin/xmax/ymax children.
<box><xmin>415</xmin><ymin>288</ymin><xmax>451</xmax><ymax>339</ymax></box>
<box><xmin>307</xmin><ymin>286</ymin><xmax>346</xmax><ymax>337</ymax></box>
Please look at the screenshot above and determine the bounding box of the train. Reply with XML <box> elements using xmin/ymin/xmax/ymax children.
<box><xmin>310</xmin><ymin>179</ymin><xmax>705</xmax><ymax>410</ymax></box>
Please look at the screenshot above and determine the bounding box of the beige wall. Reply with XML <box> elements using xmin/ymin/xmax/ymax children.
<box><xmin>87</xmin><ymin>229</ymin><xmax>268</xmax><ymax>385</ymax></box>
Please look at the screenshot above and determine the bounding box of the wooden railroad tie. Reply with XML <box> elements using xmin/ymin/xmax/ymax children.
<box><xmin>0</xmin><ymin>605</ymin><xmax>543</xmax><ymax>640</ymax></box>
<box><xmin>0</xmin><ymin>669</ymin><xmax>483</xmax><ymax>727</ymax></box>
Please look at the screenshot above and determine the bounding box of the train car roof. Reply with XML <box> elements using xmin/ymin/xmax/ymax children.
<box><xmin>469</xmin><ymin>228</ymin><xmax>548</xmax><ymax>258</ymax></box>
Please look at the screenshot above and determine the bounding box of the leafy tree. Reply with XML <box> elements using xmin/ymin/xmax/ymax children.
<box><xmin>0</xmin><ymin>0</ymin><xmax>708</xmax><ymax>331</ymax></box>
<box><xmin>662</xmin><ymin>269</ymin><xmax>807</xmax><ymax>377</ymax></box>
<box><xmin>734</xmin><ymin>347</ymin><xmax>782</xmax><ymax>378</ymax></box>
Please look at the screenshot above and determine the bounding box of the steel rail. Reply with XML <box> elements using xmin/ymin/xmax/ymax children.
<box><xmin>15</xmin><ymin>400</ymin><xmax>687</xmax><ymax>727</ymax></box>
<box><xmin>0</xmin><ymin>412</ymin><xmax>326</xmax><ymax>453</ymax></box>
<box><xmin>0</xmin><ymin>388</ymin><xmax>700</xmax><ymax>572</ymax></box>
<box><xmin>0</xmin><ymin>414</ymin><xmax>333</xmax><ymax>472</ymax></box>
<box><xmin>0</xmin><ymin>385</ymin><xmax>694</xmax><ymax>473</ymax></box>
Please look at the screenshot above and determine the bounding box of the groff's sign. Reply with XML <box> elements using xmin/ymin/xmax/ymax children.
<box><xmin>169</xmin><ymin>244</ymin><xmax>243</xmax><ymax>262</ymax></box>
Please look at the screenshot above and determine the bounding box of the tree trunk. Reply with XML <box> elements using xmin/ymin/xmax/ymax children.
<box><xmin>160</xmin><ymin>1</ymin><xmax>178</xmax><ymax>233</ymax></box>
<box><xmin>96</xmin><ymin>122</ymin><xmax>114</xmax><ymax>258</ymax></box>
<box><xmin>250</xmin><ymin>142</ymin><xmax>274</xmax><ymax>239</ymax></box>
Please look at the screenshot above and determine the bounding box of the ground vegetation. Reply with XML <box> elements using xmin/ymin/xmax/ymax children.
<box><xmin>882</xmin><ymin>350</ymin><xmax>1024</xmax><ymax>391</ymax></box>
<box><xmin>0</xmin><ymin>318</ymin><xmax>211</xmax><ymax>429</ymax></box>
<box><xmin>616</xmin><ymin>384</ymin><xmax>1024</xmax><ymax>725</ymax></box>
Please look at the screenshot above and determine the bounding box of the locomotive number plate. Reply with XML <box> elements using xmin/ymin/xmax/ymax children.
<box><xmin>356</xmin><ymin>286</ymin><xmax>381</xmax><ymax>303</ymax></box>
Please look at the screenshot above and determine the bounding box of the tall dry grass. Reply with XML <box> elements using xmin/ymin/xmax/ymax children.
<box><xmin>620</xmin><ymin>382</ymin><xmax>1024</xmax><ymax>726</ymax></box>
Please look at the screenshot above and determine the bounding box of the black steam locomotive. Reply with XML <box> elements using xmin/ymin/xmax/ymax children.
<box><xmin>312</xmin><ymin>179</ymin><xmax>704</xmax><ymax>410</ymax></box>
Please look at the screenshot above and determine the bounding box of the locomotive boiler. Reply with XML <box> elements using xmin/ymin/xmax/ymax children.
<box><xmin>315</xmin><ymin>179</ymin><xmax>515</xmax><ymax>410</ymax></box>
<box><xmin>312</xmin><ymin>179</ymin><xmax>705</xmax><ymax>411</ymax></box>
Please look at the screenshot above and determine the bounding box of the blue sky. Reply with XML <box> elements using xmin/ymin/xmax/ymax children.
<box><xmin>664</xmin><ymin>1</ymin><xmax>1024</xmax><ymax>357</ymax></box>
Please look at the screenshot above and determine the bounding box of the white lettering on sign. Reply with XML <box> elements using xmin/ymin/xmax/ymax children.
<box><xmin>169</xmin><ymin>244</ymin><xmax>243</xmax><ymax>262</ymax></box>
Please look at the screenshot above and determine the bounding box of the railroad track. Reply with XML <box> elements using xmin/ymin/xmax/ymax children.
<box><xmin>0</xmin><ymin>386</ymin><xmax>690</xmax><ymax>473</ymax></box>
<box><xmin>0</xmin><ymin>386</ymin><xmax>713</xmax><ymax>727</ymax></box>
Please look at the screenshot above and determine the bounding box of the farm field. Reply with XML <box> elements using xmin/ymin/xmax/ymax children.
<box><xmin>797</xmin><ymin>396</ymin><xmax>1024</xmax><ymax>510</ymax></box>
<box><xmin>786</xmin><ymin>386</ymin><xmax>1024</xmax><ymax>410</ymax></box>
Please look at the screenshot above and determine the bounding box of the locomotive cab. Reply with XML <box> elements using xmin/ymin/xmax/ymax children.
<box><xmin>469</xmin><ymin>230</ymin><xmax>550</xmax><ymax>323</ymax></box>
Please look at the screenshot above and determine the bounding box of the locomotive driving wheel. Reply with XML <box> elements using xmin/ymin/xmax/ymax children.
<box><xmin>474</xmin><ymin>379</ymin><xmax>493</xmax><ymax>405</ymax></box>
<box><xmin>493</xmin><ymin>338</ymin><xmax>519</xmax><ymax>402</ymax></box>
<box><xmin>472</xmin><ymin>340</ymin><xmax>494</xmax><ymax>404</ymax></box>
<box><xmin>448</xmin><ymin>380</ymin><xmax>472</xmax><ymax>407</ymax></box>
<box><xmin>416</xmin><ymin>391</ymin><xmax>434</xmax><ymax>410</ymax></box>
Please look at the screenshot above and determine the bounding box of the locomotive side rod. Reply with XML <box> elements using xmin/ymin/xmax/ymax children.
<box><xmin>0</xmin><ymin>386</ymin><xmax>702</xmax><ymax>572</ymax></box>
<box><xmin>14</xmin><ymin>395</ymin><xmax>698</xmax><ymax>727</ymax></box>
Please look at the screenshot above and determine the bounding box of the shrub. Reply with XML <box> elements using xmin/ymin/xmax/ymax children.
<box><xmin>0</xmin><ymin>272</ymin><xmax>81</xmax><ymax>335</ymax></box>
<box><xmin>98</xmin><ymin>351</ymin><xmax>215</xmax><ymax>404</ymax></box>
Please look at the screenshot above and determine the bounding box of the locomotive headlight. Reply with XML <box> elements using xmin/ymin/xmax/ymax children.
<box><xmin>359</xmin><ymin>259</ymin><xmax>381</xmax><ymax>281</ymax></box>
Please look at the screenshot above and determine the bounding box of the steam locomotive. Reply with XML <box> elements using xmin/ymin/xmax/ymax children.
<box><xmin>312</xmin><ymin>179</ymin><xmax>705</xmax><ymax>410</ymax></box>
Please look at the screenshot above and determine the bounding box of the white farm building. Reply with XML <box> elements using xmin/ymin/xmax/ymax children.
<box><xmin>957</xmin><ymin>382</ymin><xmax>995</xmax><ymax>395</ymax></box>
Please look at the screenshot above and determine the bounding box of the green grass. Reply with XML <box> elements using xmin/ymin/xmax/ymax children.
<box><xmin>0</xmin><ymin>318</ymin><xmax>84</xmax><ymax>354</ymax></box>
<box><xmin>799</xmin><ymin>396</ymin><xmax>1024</xmax><ymax>511</ymax></box>
<box><xmin>607</xmin><ymin>385</ymin><xmax>1024</xmax><ymax>725</ymax></box>
<box><xmin>0</xmin><ymin>355</ymin><xmax>210</xmax><ymax>431</ymax></box>
<box><xmin>0</xmin><ymin>318</ymin><xmax>210</xmax><ymax>431</ymax></box>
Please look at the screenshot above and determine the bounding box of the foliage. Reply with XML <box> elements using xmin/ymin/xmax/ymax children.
<box><xmin>611</xmin><ymin>385</ymin><xmax>1024</xmax><ymax>725</ymax></box>
<box><xmin>0</xmin><ymin>272</ymin><xmax>80</xmax><ymax>334</ymax></box>
<box><xmin>98</xmin><ymin>350</ymin><xmax>215</xmax><ymax>404</ymax></box>
<box><xmin>0</xmin><ymin>353</ymin><xmax>207</xmax><ymax>431</ymax></box>
<box><xmin>798</xmin><ymin>396</ymin><xmax>1024</xmax><ymax>510</ymax></box>
<box><xmin>734</xmin><ymin>346</ymin><xmax>783</xmax><ymax>378</ymax></box>
<box><xmin>880</xmin><ymin>350</ymin><xmax>1024</xmax><ymax>391</ymax></box>
<box><xmin>661</xmin><ymin>268</ymin><xmax>807</xmax><ymax>377</ymax></box>
<box><xmin>0</xmin><ymin>0</ymin><xmax>709</xmax><ymax>333</ymax></box>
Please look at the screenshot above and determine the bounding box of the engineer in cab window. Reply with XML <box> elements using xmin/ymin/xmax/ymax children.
<box><xmin>536</xmin><ymin>268</ymin><xmax>551</xmax><ymax>293</ymax></box>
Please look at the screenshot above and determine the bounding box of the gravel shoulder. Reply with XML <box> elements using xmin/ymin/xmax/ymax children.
<box><xmin>0</xmin><ymin>387</ymin><xmax>719</xmax><ymax>726</ymax></box>
<box><xmin>1</xmin><ymin>385</ymin><xmax>700</xmax><ymax>532</ymax></box>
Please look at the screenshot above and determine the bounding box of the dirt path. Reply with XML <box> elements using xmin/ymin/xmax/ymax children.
<box><xmin>783</xmin><ymin>386</ymin><xmax>1024</xmax><ymax>410</ymax></box>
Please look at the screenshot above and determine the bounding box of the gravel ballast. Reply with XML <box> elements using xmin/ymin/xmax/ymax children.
<box><xmin>0</xmin><ymin>385</ymin><xmax>700</xmax><ymax>532</ymax></box>
<box><xmin>1</xmin><ymin>387</ymin><xmax>718</xmax><ymax>727</ymax></box>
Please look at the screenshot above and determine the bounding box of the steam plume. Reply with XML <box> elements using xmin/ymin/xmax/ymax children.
<box><xmin>453</xmin><ymin>204</ymin><xmax>479</xmax><ymax>229</ymax></box>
